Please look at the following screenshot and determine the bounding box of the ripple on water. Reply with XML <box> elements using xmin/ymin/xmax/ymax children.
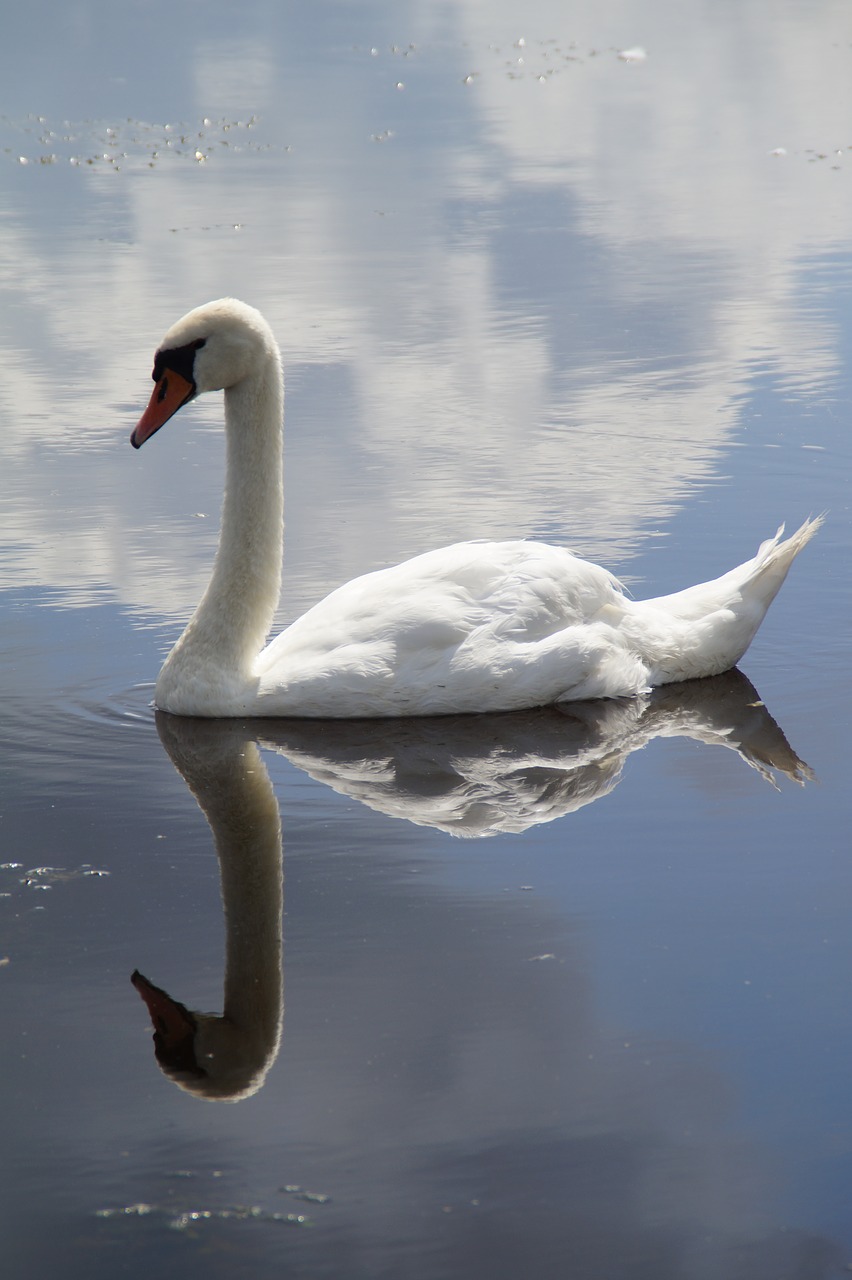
<box><xmin>2</xmin><ymin>680</ymin><xmax>159</xmax><ymax>798</ymax></box>
<box><xmin>69</xmin><ymin>680</ymin><xmax>158</xmax><ymax>731</ymax></box>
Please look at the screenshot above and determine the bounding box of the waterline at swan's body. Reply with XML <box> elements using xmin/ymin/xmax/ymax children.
<box><xmin>130</xmin><ymin>299</ymin><xmax>821</xmax><ymax>719</ymax></box>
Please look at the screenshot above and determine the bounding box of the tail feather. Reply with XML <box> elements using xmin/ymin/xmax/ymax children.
<box><xmin>752</xmin><ymin>512</ymin><xmax>823</xmax><ymax>568</ymax></box>
<box><xmin>629</xmin><ymin>516</ymin><xmax>823</xmax><ymax>685</ymax></box>
<box><xmin>735</xmin><ymin>515</ymin><xmax>824</xmax><ymax>610</ymax></box>
<box><xmin>644</xmin><ymin>516</ymin><xmax>823</xmax><ymax>620</ymax></box>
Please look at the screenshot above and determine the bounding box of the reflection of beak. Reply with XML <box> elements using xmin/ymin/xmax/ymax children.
<box><xmin>131</xmin><ymin>968</ymin><xmax>197</xmax><ymax>1046</ymax></box>
<box><xmin>130</xmin><ymin>370</ymin><xmax>195</xmax><ymax>448</ymax></box>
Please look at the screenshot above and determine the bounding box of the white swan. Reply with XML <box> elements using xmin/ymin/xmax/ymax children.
<box><xmin>130</xmin><ymin>298</ymin><xmax>821</xmax><ymax>718</ymax></box>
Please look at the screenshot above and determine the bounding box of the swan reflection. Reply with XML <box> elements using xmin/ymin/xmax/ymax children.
<box><xmin>257</xmin><ymin>670</ymin><xmax>812</xmax><ymax>838</ymax></box>
<box><xmin>134</xmin><ymin>715</ymin><xmax>283</xmax><ymax>1102</ymax></box>
<box><xmin>134</xmin><ymin>670</ymin><xmax>809</xmax><ymax>1100</ymax></box>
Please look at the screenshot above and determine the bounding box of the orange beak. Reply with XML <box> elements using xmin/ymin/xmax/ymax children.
<box><xmin>130</xmin><ymin>369</ymin><xmax>195</xmax><ymax>449</ymax></box>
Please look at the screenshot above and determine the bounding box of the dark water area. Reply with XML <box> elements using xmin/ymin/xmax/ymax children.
<box><xmin>2</xmin><ymin>2</ymin><xmax>852</xmax><ymax>1277</ymax></box>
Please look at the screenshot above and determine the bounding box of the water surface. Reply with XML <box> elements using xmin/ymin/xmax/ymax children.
<box><xmin>1</xmin><ymin>2</ymin><xmax>851</xmax><ymax>1277</ymax></box>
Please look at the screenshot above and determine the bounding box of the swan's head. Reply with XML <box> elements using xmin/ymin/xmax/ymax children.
<box><xmin>130</xmin><ymin>298</ymin><xmax>278</xmax><ymax>448</ymax></box>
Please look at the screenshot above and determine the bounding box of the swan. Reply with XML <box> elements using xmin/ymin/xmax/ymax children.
<box><xmin>130</xmin><ymin>298</ymin><xmax>821</xmax><ymax>718</ymax></box>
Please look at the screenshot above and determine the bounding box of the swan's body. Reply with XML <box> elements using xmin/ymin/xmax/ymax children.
<box><xmin>131</xmin><ymin>299</ymin><xmax>821</xmax><ymax>719</ymax></box>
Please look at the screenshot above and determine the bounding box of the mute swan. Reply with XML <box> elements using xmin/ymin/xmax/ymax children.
<box><xmin>130</xmin><ymin>298</ymin><xmax>821</xmax><ymax>718</ymax></box>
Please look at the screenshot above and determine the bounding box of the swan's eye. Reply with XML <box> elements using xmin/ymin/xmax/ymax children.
<box><xmin>152</xmin><ymin>338</ymin><xmax>207</xmax><ymax>386</ymax></box>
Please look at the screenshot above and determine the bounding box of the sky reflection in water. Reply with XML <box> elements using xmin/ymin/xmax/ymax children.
<box><xmin>1</xmin><ymin>1</ymin><xmax>851</xmax><ymax>1277</ymax></box>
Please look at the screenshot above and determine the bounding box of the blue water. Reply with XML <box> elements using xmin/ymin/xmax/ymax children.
<box><xmin>1</xmin><ymin>2</ymin><xmax>851</xmax><ymax>1277</ymax></box>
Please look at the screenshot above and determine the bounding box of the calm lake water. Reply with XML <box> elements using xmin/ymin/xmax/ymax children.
<box><xmin>1</xmin><ymin>2</ymin><xmax>851</xmax><ymax>1277</ymax></box>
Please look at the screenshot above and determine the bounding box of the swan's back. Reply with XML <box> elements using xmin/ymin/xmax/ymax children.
<box><xmin>251</xmin><ymin>522</ymin><xmax>821</xmax><ymax>718</ymax></box>
<box><xmin>253</xmin><ymin>540</ymin><xmax>646</xmax><ymax>716</ymax></box>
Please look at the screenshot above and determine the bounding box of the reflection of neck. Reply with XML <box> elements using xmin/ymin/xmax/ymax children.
<box><xmin>208</xmin><ymin>738</ymin><xmax>284</xmax><ymax>1064</ymax></box>
<box><xmin>150</xmin><ymin>716</ymin><xmax>284</xmax><ymax>1100</ymax></box>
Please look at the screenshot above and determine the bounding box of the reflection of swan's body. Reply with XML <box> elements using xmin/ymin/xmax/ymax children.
<box><xmin>258</xmin><ymin>671</ymin><xmax>810</xmax><ymax>838</ymax></box>
<box><xmin>133</xmin><ymin>716</ymin><xmax>283</xmax><ymax>1101</ymax></box>
<box><xmin>131</xmin><ymin>299</ymin><xmax>820</xmax><ymax>718</ymax></box>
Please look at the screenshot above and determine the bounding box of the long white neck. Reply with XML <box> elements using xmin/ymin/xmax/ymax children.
<box><xmin>157</xmin><ymin>349</ymin><xmax>283</xmax><ymax>706</ymax></box>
